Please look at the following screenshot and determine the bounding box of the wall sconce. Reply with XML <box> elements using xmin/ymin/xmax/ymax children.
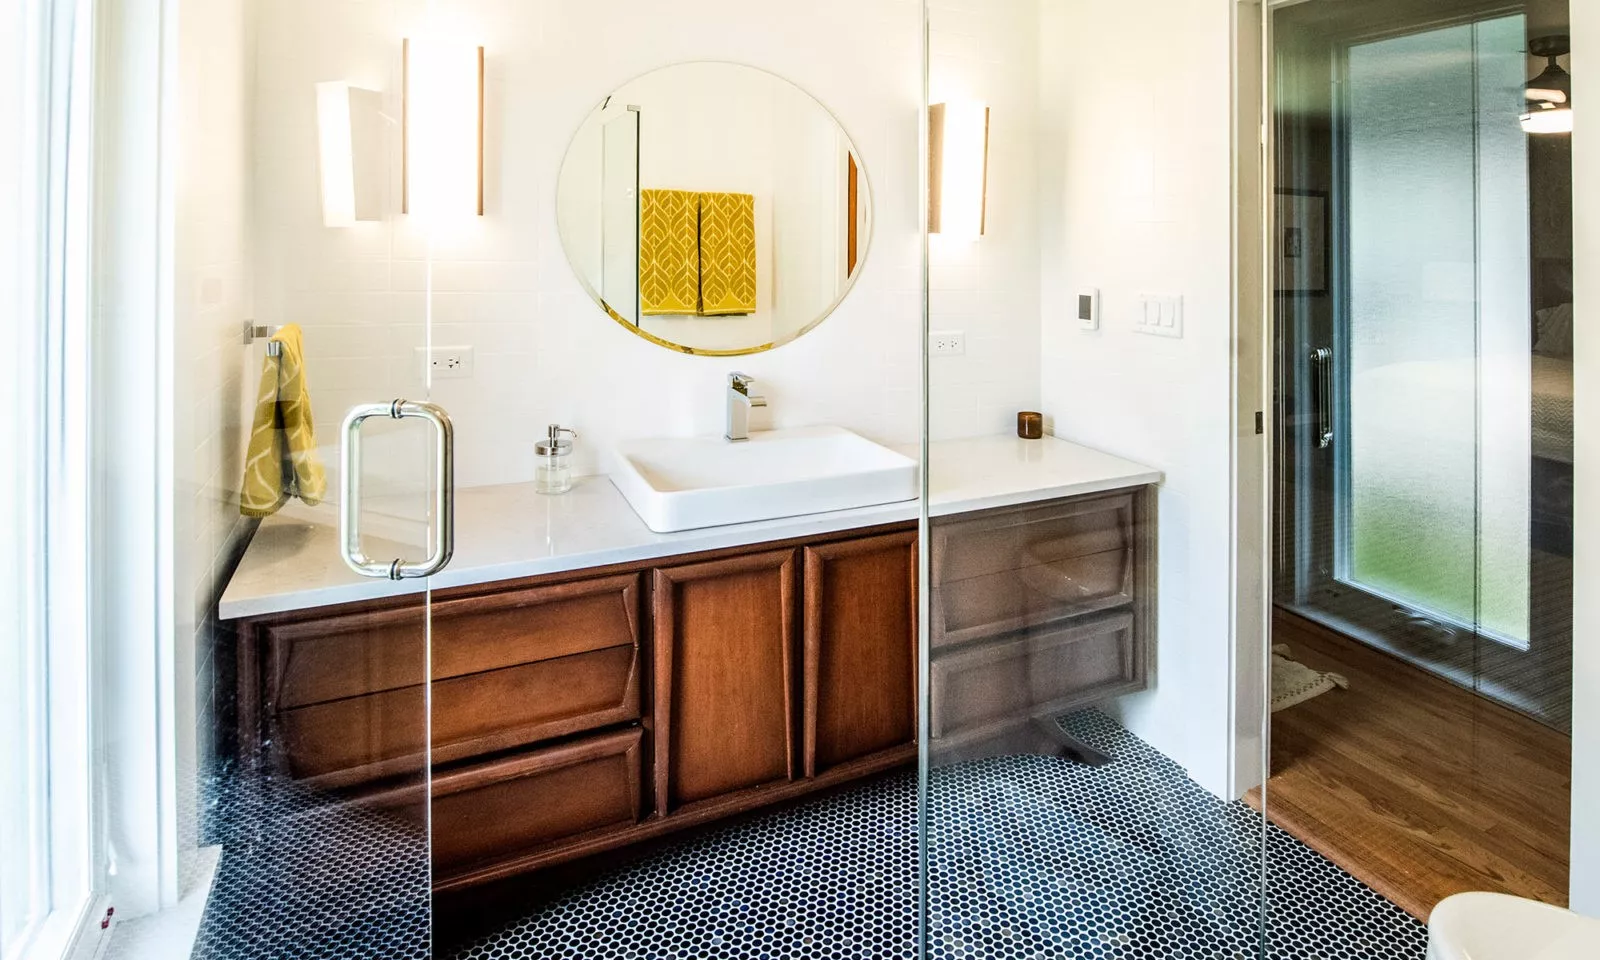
<box><xmin>1521</xmin><ymin>35</ymin><xmax>1573</xmax><ymax>135</ymax></box>
<box><xmin>316</xmin><ymin>83</ymin><xmax>386</xmax><ymax>227</ymax></box>
<box><xmin>403</xmin><ymin>38</ymin><xmax>485</xmax><ymax>219</ymax></box>
<box><xmin>928</xmin><ymin>100</ymin><xmax>990</xmax><ymax>238</ymax></box>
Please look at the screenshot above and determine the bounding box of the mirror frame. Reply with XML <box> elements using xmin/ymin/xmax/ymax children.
<box><xmin>556</xmin><ymin>60</ymin><xmax>875</xmax><ymax>357</ymax></box>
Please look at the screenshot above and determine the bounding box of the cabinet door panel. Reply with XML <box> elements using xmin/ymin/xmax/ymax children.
<box><xmin>654</xmin><ymin>550</ymin><xmax>797</xmax><ymax>811</ymax></box>
<box><xmin>803</xmin><ymin>531</ymin><xmax>918</xmax><ymax>776</ymax></box>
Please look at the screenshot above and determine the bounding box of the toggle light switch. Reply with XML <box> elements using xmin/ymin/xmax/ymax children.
<box><xmin>1134</xmin><ymin>293</ymin><xmax>1183</xmax><ymax>338</ymax></box>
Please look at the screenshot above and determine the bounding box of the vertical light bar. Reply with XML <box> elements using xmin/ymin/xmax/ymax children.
<box><xmin>928</xmin><ymin>100</ymin><xmax>989</xmax><ymax>238</ymax></box>
<box><xmin>404</xmin><ymin>39</ymin><xmax>484</xmax><ymax>222</ymax></box>
<box><xmin>316</xmin><ymin>82</ymin><xmax>357</xmax><ymax>227</ymax></box>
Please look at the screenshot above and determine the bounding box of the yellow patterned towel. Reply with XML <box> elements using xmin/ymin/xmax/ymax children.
<box><xmin>698</xmin><ymin>191</ymin><xmax>757</xmax><ymax>316</ymax></box>
<box><xmin>240</xmin><ymin>324</ymin><xmax>327</xmax><ymax>517</ymax></box>
<box><xmin>639</xmin><ymin>189</ymin><xmax>702</xmax><ymax>316</ymax></box>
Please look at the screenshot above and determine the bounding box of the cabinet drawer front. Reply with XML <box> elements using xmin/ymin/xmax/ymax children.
<box><xmin>433</xmin><ymin>644</ymin><xmax>640</xmax><ymax>760</ymax></box>
<box><xmin>936</xmin><ymin>547</ymin><xmax>1131</xmax><ymax>647</ymax></box>
<box><xmin>431</xmin><ymin>729</ymin><xmax>643</xmax><ymax>877</ymax></box>
<box><xmin>935</xmin><ymin>494</ymin><xmax>1132</xmax><ymax>583</ymax></box>
<box><xmin>279</xmin><ymin>643</ymin><xmax>641</xmax><ymax>784</ymax></box>
<box><xmin>933</xmin><ymin>495</ymin><xmax>1135</xmax><ymax>648</ymax></box>
<box><xmin>930</xmin><ymin>612</ymin><xmax>1135</xmax><ymax>738</ymax></box>
<box><xmin>272</xmin><ymin>573</ymin><xmax>642</xmax><ymax>708</ymax></box>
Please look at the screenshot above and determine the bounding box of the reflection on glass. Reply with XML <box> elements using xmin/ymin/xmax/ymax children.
<box><xmin>602</xmin><ymin>108</ymin><xmax>641</xmax><ymax>326</ymax></box>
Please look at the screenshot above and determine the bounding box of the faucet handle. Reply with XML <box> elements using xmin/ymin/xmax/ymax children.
<box><xmin>729</xmin><ymin>371</ymin><xmax>756</xmax><ymax>394</ymax></box>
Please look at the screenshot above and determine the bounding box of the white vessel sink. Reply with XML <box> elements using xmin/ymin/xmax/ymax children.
<box><xmin>609</xmin><ymin>426</ymin><xmax>918</xmax><ymax>533</ymax></box>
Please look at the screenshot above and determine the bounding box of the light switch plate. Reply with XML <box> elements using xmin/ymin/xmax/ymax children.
<box><xmin>1133</xmin><ymin>294</ymin><xmax>1183</xmax><ymax>338</ymax></box>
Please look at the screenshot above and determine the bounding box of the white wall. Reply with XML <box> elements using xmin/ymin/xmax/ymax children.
<box><xmin>252</xmin><ymin>0</ymin><xmax>927</xmax><ymax>492</ymax></box>
<box><xmin>171</xmin><ymin>0</ymin><xmax>256</xmax><ymax>897</ymax></box>
<box><xmin>927</xmin><ymin>0</ymin><xmax>1044</xmax><ymax>440</ymax></box>
<box><xmin>1037</xmin><ymin>0</ymin><xmax>1240</xmax><ymax>797</ymax></box>
<box><xmin>1569</xmin><ymin>0</ymin><xmax>1599</xmax><ymax>919</ymax></box>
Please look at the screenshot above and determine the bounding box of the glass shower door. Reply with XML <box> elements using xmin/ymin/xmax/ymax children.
<box><xmin>1274</xmin><ymin>8</ymin><xmax>1572</xmax><ymax>730</ymax></box>
<box><xmin>179</xmin><ymin>6</ymin><xmax>448</xmax><ymax>957</ymax></box>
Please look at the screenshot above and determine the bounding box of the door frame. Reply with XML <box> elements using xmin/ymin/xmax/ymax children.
<box><xmin>1229</xmin><ymin>0</ymin><xmax>1269</xmax><ymax>801</ymax></box>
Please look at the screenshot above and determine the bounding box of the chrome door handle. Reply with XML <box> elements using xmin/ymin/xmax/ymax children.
<box><xmin>1310</xmin><ymin>347</ymin><xmax>1333</xmax><ymax>449</ymax></box>
<box><xmin>340</xmin><ymin>399</ymin><xmax>455</xmax><ymax>580</ymax></box>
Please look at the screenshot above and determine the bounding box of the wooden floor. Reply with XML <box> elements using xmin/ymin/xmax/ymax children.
<box><xmin>1247</xmin><ymin>610</ymin><xmax>1571</xmax><ymax>920</ymax></box>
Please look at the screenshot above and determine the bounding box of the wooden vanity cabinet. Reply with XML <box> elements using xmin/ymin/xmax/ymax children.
<box><xmin>235</xmin><ymin>485</ymin><xmax>1152</xmax><ymax>889</ymax></box>
<box><xmin>234</xmin><ymin>521</ymin><xmax>919</xmax><ymax>892</ymax></box>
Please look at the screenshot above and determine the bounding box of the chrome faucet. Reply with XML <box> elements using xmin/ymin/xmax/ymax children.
<box><xmin>725</xmin><ymin>372</ymin><xmax>767</xmax><ymax>442</ymax></box>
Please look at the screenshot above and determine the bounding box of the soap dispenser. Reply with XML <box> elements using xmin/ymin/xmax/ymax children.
<box><xmin>534</xmin><ymin>424</ymin><xmax>579</xmax><ymax>495</ymax></box>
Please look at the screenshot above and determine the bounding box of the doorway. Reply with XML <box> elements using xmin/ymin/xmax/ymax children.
<box><xmin>1264</xmin><ymin>0</ymin><xmax>1574</xmax><ymax>919</ymax></box>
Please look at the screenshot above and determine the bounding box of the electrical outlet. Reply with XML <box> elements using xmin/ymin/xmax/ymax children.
<box><xmin>416</xmin><ymin>345</ymin><xmax>475</xmax><ymax>379</ymax></box>
<box><xmin>930</xmin><ymin>330</ymin><xmax>966</xmax><ymax>356</ymax></box>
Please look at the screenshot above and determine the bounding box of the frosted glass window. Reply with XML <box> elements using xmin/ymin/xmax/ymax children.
<box><xmin>1341</xmin><ymin>15</ymin><xmax>1531</xmax><ymax>646</ymax></box>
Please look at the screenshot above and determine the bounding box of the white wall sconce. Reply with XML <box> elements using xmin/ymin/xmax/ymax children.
<box><xmin>1521</xmin><ymin>35</ymin><xmax>1573</xmax><ymax>135</ymax></box>
<box><xmin>315</xmin><ymin>83</ymin><xmax>385</xmax><ymax>227</ymax></box>
<box><xmin>928</xmin><ymin>100</ymin><xmax>990</xmax><ymax>238</ymax></box>
<box><xmin>403</xmin><ymin>38</ymin><xmax>486</xmax><ymax>220</ymax></box>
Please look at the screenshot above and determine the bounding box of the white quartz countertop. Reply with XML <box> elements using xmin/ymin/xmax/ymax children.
<box><xmin>218</xmin><ymin>434</ymin><xmax>1161</xmax><ymax>620</ymax></box>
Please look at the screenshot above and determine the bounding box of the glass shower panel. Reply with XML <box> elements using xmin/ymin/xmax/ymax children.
<box><xmin>1274</xmin><ymin>2</ymin><xmax>1571</xmax><ymax>729</ymax></box>
<box><xmin>919</xmin><ymin>4</ymin><xmax>1268</xmax><ymax>956</ymax></box>
<box><xmin>178</xmin><ymin>5</ymin><xmax>440</xmax><ymax>957</ymax></box>
<box><xmin>1269</xmin><ymin>0</ymin><xmax>1573</xmax><ymax>929</ymax></box>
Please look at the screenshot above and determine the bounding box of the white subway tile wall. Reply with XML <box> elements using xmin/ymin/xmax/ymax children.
<box><xmin>1035</xmin><ymin>0</ymin><xmax>1240</xmax><ymax>795</ymax></box>
<box><xmin>927</xmin><ymin>0</ymin><xmax>1044</xmax><ymax>441</ymax></box>
<box><xmin>249</xmin><ymin>0</ymin><xmax>1031</xmax><ymax>493</ymax></box>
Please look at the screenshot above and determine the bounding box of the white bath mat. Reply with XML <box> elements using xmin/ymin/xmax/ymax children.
<box><xmin>1271</xmin><ymin>644</ymin><xmax>1349</xmax><ymax>713</ymax></box>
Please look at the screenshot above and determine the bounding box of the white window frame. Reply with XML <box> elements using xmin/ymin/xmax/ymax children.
<box><xmin>1</xmin><ymin>1</ymin><xmax>100</xmax><ymax>959</ymax></box>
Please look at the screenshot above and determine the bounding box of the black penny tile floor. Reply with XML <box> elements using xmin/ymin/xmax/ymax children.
<box><xmin>191</xmin><ymin>763</ymin><xmax>430</xmax><ymax>960</ymax></box>
<box><xmin>192</xmin><ymin>712</ymin><xmax>1429</xmax><ymax>959</ymax></box>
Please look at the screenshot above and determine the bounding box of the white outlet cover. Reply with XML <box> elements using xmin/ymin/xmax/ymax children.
<box><xmin>930</xmin><ymin>330</ymin><xmax>966</xmax><ymax>356</ymax></box>
<box><xmin>415</xmin><ymin>345</ymin><xmax>475</xmax><ymax>379</ymax></box>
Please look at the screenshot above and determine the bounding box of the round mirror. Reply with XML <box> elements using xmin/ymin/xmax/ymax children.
<box><xmin>557</xmin><ymin>62</ymin><xmax>872</xmax><ymax>356</ymax></box>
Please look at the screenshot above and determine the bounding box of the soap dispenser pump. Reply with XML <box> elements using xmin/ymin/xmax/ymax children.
<box><xmin>535</xmin><ymin>424</ymin><xmax>579</xmax><ymax>495</ymax></box>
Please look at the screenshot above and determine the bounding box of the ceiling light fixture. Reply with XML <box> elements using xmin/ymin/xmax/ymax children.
<box><xmin>1521</xmin><ymin>35</ymin><xmax>1572</xmax><ymax>135</ymax></box>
